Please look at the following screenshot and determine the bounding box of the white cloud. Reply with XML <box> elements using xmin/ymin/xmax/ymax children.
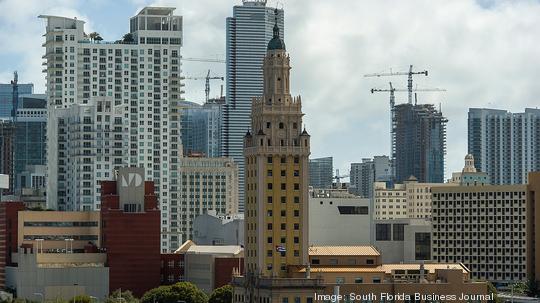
<box><xmin>1</xmin><ymin>0</ymin><xmax>539</xmax><ymax>179</ymax></box>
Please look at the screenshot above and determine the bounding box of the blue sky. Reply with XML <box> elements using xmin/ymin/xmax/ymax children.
<box><xmin>1</xmin><ymin>0</ymin><xmax>539</xmax><ymax>178</ymax></box>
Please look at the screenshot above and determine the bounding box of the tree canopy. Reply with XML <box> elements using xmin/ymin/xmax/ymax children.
<box><xmin>141</xmin><ymin>282</ymin><xmax>208</xmax><ymax>303</ymax></box>
<box><xmin>105</xmin><ymin>289</ymin><xmax>139</xmax><ymax>303</ymax></box>
<box><xmin>208</xmin><ymin>285</ymin><xmax>232</xmax><ymax>303</ymax></box>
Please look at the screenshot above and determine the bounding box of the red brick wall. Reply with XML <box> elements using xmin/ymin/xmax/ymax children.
<box><xmin>101</xmin><ymin>181</ymin><xmax>161</xmax><ymax>297</ymax></box>
<box><xmin>0</xmin><ymin>201</ymin><xmax>25</xmax><ymax>288</ymax></box>
<box><xmin>214</xmin><ymin>257</ymin><xmax>244</xmax><ymax>289</ymax></box>
<box><xmin>160</xmin><ymin>253</ymin><xmax>184</xmax><ymax>285</ymax></box>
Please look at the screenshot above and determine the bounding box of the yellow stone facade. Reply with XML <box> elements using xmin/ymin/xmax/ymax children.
<box><xmin>243</xmin><ymin>31</ymin><xmax>310</xmax><ymax>278</ymax></box>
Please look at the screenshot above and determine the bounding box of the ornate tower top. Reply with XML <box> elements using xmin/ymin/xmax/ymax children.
<box><xmin>267</xmin><ymin>8</ymin><xmax>285</xmax><ymax>51</ymax></box>
<box><xmin>463</xmin><ymin>154</ymin><xmax>477</xmax><ymax>173</ymax></box>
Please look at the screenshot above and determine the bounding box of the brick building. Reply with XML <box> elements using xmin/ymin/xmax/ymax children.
<box><xmin>100</xmin><ymin>167</ymin><xmax>161</xmax><ymax>297</ymax></box>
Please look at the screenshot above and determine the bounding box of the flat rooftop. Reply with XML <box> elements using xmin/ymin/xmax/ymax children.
<box><xmin>309</xmin><ymin>245</ymin><xmax>380</xmax><ymax>256</ymax></box>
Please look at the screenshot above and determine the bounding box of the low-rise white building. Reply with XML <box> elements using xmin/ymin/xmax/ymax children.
<box><xmin>192</xmin><ymin>210</ymin><xmax>244</xmax><ymax>246</ymax></box>
<box><xmin>176</xmin><ymin>241</ymin><xmax>243</xmax><ymax>294</ymax></box>
<box><xmin>309</xmin><ymin>189</ymin><xmax>371</xmax><ymax>245</ymax></box>
<box><xmin>372</xmin><ymin>218</ymin><xmax>432</xmax><ymax>263</ymax></box>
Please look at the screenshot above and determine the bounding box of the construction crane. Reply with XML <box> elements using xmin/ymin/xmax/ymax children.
<box><xmin>365</xmin><ymin>65</ymin><xmax>428</xmax><ymax>104</ymax></box>
<box><xmin>184</xmin><ymin>70</ymin><xmax>224</xmax><ymax>102</ymax></box>
<box><xmin>333</xmin><ymin>169</ymin><xmax>349</xmax><ymax>189</ymax></box>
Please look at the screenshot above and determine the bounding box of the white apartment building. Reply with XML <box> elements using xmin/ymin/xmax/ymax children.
<box><xmin>40</xmin><ymin>7</ymin><xmax>184</xmax><ymax>251</ymax></box>
<box><xmin>432</xmin><ymin>184</ymin><xmax>527</xmax><ymax>283</ymax></box>
<box><xmin>172</xmin><ymin>156</ymin><xmax>239</xmax><ymax>247</ymax></box>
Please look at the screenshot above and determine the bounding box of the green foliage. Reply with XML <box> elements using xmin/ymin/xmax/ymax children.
<box><xmin>208</xmin><ymin>285</ymin><xmax>232</xmax><ymax>303</ymax></box>
<box><xmin>69</xmin><ymin>295</ymin><xmax>93</xmax><ymax>303</ymax></box>
<box><xmin>512</xmin><ymin>281</ymin><xmax>529</xmax><ymax>295</ymax></box>
<box><xmin>105</xmin><ymin>289</ymin><xmax>139</xmax><ymax>303</ymax></box>
<box><xmin>141</xmin><ymin>282</ymin><xmax>207</xmax><ymax>303</ymax></box>
<box><xmin>13</xmin><ymin>299</ymin><xmax>39</xmax><ymax>303</ymax></box>
<box><xmin>88</xmin><ymin>32</ymin><xmax>103</xmax><ymax>42</ymax></box>
<box><xmin>122</xmin><ymin>33</ymin><xmax>134</xmax><ymax>43</ymax></box>
<box><xmin>526</xmin><ymin>277</ymin><xmax>539</xmax><ymax>297</ymax></box>
<box><xmin>487</xmin><ymin>282</ymin><xmax>502</xmax><ymax>303</ymax></box>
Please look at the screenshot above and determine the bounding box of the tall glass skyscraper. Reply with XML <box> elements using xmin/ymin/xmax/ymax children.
<box><xmin>14</xmin><ymin>95</ymin><xmax>47</xmax><ymax>190</ymax></box>
<box><xmin>468</xmin><ymin>108</ymin><xmax>540</xmax><ymax>184</ymax></box>
<box><xmin>223</xmin><ymin>0</ymin><xmax>284</xmax><ymax>211</ymax></box>
<box><xmin>180</xmin><ymin>98</ymin><xmax>223</xmax><ymax>157</ymax></box>
<box><xmin>0</xmin><ymin>83</ymin><xmax>34</xmax><ymax>119</ymax></box>
<box><xmin>308</xmin><ymin>157</ymin><xmax>333</xmax><ymax>189</ymax></box>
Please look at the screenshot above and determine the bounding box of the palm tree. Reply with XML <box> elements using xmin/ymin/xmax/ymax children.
<box><xmin>88</xmin><ymin>32</ymin><xmax>103</xmax><ymax>43</ymax></box>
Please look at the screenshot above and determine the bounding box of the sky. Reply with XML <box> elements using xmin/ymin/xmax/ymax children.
<box><xmin>0</xmin><ymin>0</ymin><xmax>539</xmax><ymax>180</ymax></box>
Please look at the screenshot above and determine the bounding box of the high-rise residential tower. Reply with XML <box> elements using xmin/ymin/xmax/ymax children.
<box><xmin>349</xmin><ymin>155</ymin><xmax>392</xmax><ymax>198</ymax></box>
<box><xmin>243</xmin><ymin>13</ymin><xmax>310</xmax><ymax>276</ymax></box>
<box><xmin>394</xmin><ymin>103</ymin><xmax>447</xmax><ymax>183</ymax></box>
<box><xmin>468</xmin><ymin>108</ymin><xmax>540</xmax><ymax>185</ymax></box>
<box><xmin>308</xmin><ymin>157</ymin><xmax>333</xmax><ymax>189</ymax></box>
<box><xmin>40</xmin><ymin>7</ymin><xmax>183</xmax><ymax>251</ymax></box>
<box><xmin>223</xmin><ymin>0</ymin><xmax>284</xmax><ymax>212</ymax></box>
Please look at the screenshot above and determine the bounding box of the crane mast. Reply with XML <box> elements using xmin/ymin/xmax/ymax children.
<box><xmin>365</xmin><ymin>65</ymin><xmax>428</xmax><ymax>104</ymax></box>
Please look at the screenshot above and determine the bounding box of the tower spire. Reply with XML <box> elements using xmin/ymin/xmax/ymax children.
<box><xmin>267</xmin><ymin>8</ymin><xmax>285</xmax><ymax>50</ymax></box>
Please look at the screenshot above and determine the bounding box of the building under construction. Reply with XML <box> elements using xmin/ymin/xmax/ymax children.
<box><xmin>393</xmin><ymin>103</ymin><xmax>447</xmax><ymax>183</ymax></box>
<box><xmin>0</xmin><ymin>120</ymin><xmax>15</xmax><ymax>195</ymax></box>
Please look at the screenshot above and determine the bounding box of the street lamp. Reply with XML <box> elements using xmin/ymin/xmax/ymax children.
<box><xmin>33</xmin><ymin>292</ymin><xmax>44</xmax><ymax>303</ymax></box>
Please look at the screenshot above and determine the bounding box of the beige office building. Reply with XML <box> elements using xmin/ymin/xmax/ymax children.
<box><xmin>375</xmin><ymin>178</ymin><xmax>458</xmax><ymax>220</ymax></box>
<box><xmin>432</xmin><ymin>184</ymin><xmax>527</xmax><ymax>282</ymax></box>
<box><xmin>173</xmin><ymin>156</ymin><xmax>238</xmax><ymax>245</ymax></box>
<box><xmin>18</xmin><ymin>211</ymin><xmax>100</xmax><ymax>251</ymax></box>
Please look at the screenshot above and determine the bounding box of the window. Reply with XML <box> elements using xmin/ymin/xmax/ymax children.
<box><xmin>267</xmin><ymin>156</ymin><xmax>273</xmax><ymax>163</ymax></box>
<box><xmin>268</xmin><ymin>223</ymin><xmax>272</xmax><ymax>230</ymax></box>
<box><xmin>281</xmin><ymin>156</ymin><xmax>286</xmax><ymax>163</ymax></box>
<box><xmin>281</xmin><ymin>223</ymin><xmax>286</xmax><ymax>230</ymax></box>
<box><xmin>294</xmin><ymin>210</ymin><xmax>299</xmax><ymax>217</ymax></box>
<box><xmin>294</xmin><ymin>197</ymin><xmax>300</xmax><ymax>203</ymax></box>
<box><xmin>366</xmin><ymin>259</ymin><xmax>374</xmax><ymax>265</ymax></box>
<box><xmin>329</xmin><ymin>259</ymin><xmax>338</xmax><ymax>265</ymax></box>
<box><xmin>281</xmin><ymin>170</ymin><xmax>286</xmax><ymax>177</ymax></box>
<box><xmin>415</xmin><ymin>232</ymin><xmax>431</xmax><ymax>260</ymax></box>
<box><xmin>338</xmin><ymin>206</ymin><xmax>368</xmax><ymax>215</ymax></box>
<box><xmin>267</xmin><ymin>196</ymin><xmax>273</xmax><ymax>203</ymax></box>
<box><xmin>336</xmin><ymin>277</ymin><xmax>345</xmax><ymax>284</ymax></box>
<box><xmin>268</xmin><ymin>170</ymin><xmax>273</xmax><ymax>176</ymax></box>
<box><xmin>393</xmin><ymin>224</ymin><xmax>406</xmax><ymax>241</ymax></box>
<box><xmin>267</xmin><ymin>237</ymin><xmax>273</xmax><ymax>244</ymax></box>
<box><xmin>281</xmin><ymin>196</ymin><xmax>286</xmax><ymax>203</ymax></box>
<box><xmin>372</xmin><ymin>277</ymin><xmax>381</xmax><ymax>283</ymax></box>
<box><xmin>312</xmin><ymin>259</ymin><xmax>320</xmax><ymax>265</ymax></box>
<box><xmin>279</xmin><ymin>122</ymin><xmax>284</xmax><ymax>129</ymax></box>
<box><xmin>268</xmin><ymin>183</ymin><xmax>273</xmax><ymax>190</ymax></box>
<box><xmin>267</xmin><ymin>122</ymin><xmax>271</xmax><ymax>128</ymax></box>
<box><xmin>281</xmin><ymin>210</ymin><xmax>286</xmax><ymax>217</ymax></box>
<box><xmin>282</xmin><ymin>298</ymin><xmax>288</xmax><ymax>303</ymax></box>
<box><xmin>294</xmin><ymin>237</ymin><xmax>299</xmax><ymax>243</ymax></box>
<box><xmin>281</xmin><ymin>183</ymin><xmax>286</xmax><ymax>190</ymax></box>
<box><xmin>375</xmin><ymin>224</ymin><xmax>391</xmax><ymax>241</ymax></box>
<box><xmin>294</xmin><ymin>156</ymin><xmax>299</xmax><ymax>163</ymax></box>
<box><xmin>354</xmin><ymin>277</ymin><xmax>363</xmax><ymax>283</ymax></box>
